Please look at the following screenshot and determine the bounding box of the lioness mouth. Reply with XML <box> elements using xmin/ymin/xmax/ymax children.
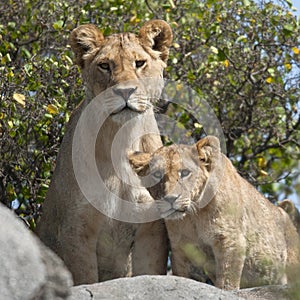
<box><xmin>111</xmin><ymin>105</ymin><xmax>144</xmax><ymax>115</ymax></box>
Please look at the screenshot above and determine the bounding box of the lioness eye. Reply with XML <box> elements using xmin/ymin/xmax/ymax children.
<box><xmin>135</xmin><ymin>60</ymin><xmax>146</xmax><ymax>68</ymax></box>
<box><xmin>152</xmin><ymin>170</ymin><xmax>163</xmax><ymax>180</ymax></box>
<box><xmin>99</xmin><ymin>63</ymin><xmax>110</xmax><ymax>71</ymax></box>
<box><xmin>180</xmin><ymin>169</ymin><xmax>191</xmax><ymax>178</ymax></box>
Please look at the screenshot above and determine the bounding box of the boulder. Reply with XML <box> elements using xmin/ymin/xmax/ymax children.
<box><xmin>234</xmin><ymin>285</ymin><xmax>291</xmax><ymax>300</ymax></box>
<box><xmin>69</xmin><ymin>275</ymin><xmax>294</xmax><ymax>300</ymax></box>
<box><xmin>0</xmin><ymin>203</ymin><xmax>73</xmax><ymax>300</ymax></box>
<box><xmin>69</xmin><ymin>275</ymin><xmax>241</xmax><ymax>300</ymax></box>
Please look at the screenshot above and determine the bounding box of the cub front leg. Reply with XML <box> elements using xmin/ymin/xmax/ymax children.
<box><xmin>213</xmin><ymin>233</ymin><xmax>246</xmax><ymax>290</ymax></box>
<box><xmin>132</xmin><ymin>220</ymin><xmax>168</xmax><ymax>275</ymax></box>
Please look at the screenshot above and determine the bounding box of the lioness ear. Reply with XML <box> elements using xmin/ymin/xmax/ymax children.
<box><xmin>139</xmin><ymin>19</ymin><xmax>173</xmax><ymax>62</ymax></box>
<box><xmin>196</xmin><ymin>136</ymin><xmax>220</xmax><ymax>165</ymax></box>
<box><xmin>70</xmin><ymin>24</ymin><xmax>104</xmax><ymax>68</ymax></box>
<box><xmin>128</xmin><ymin>151</ymin><xmax>151</xmax><ymax>176</ymax></box>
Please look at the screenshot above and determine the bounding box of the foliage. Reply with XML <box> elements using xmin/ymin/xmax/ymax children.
<box><xmin>0</xmin><ymin>0</ymin><xmax>299</xmax><ymax>226</ymax></box>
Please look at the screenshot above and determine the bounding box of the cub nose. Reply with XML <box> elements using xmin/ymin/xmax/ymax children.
<box><xmin>164</xmin><ymin>194</ymin><xmax>179</xmax><ymax>204</ymax></box>
<box><xmin>113</xmin><ymin>87</ymin><xmax>137</xmax><ymax>101</ymax></box>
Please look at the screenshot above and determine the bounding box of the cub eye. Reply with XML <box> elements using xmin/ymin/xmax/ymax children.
<box><xmin>135</xmin><ymin>60</ymin><xmax>146</xmax><ymax>68</ymax></box>
<box><xmin>180</xmin><ymin>169</ymin><xmax>191</xmax><ymax>178</ymax></box>
<box><xmin>98</xmin><ymin>63</ymin><xmax>110</xmax><ymax>71</ymax></box>
<box><xmin>152</xmin><ymin>170</ymin><xmax>163</xmax><ymax>180</ymax></box>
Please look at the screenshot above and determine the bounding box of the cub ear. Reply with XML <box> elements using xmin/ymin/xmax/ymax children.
<box><xmin>70</xmin><ymin>24</ymin><xmax>104</xmax><ymax>68</ymax></box>
<box><xmin>128</xmin><ymin>151</ymin><xmax>151</xmax><ymax>176</ymax></box>
<box><xmin>196</xmin><ymin>136</ymin><xmax>220</xmax><ymax>165</ymax></box>
<box><xmin>139</xmin><ymin>19</ymin><xmax>173</xmax><ymax>62</ymax></box>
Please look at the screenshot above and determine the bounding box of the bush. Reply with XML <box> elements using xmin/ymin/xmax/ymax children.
<box><xmin>0</xmin><ymin>0</ymin><xmax>299</xmax><ymax>227</ymax></box>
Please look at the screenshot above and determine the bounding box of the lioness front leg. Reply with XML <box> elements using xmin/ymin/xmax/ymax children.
<box><xmin>61</xmin><ymin>231</ymin><xmax>99</xmax><ymax>284</ymax></box>
<box><xmin>96</xmin><ymin>221</ymin><xmax>134</xmax><ymax>281</ymax></box>
<box><xmin>64</xmin><ymin>205</ymin><xmax>106</xmax><ymax>284</ymax></box>
<box><xmin>213</xmin><ymin>234</ymin><xmax>246</xmax><ymax>290</ymax></box>
<box><xmin>132</xmin><ymin>220</ymin><xmax>168</xmax><ymax>275</ymax></box>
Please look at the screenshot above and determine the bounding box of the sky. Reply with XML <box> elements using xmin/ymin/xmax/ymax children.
<box><xmin>292</xmin><ymin>0</ymin><xmax>300</xmax><ymax>16</ymax></box>
<box><xmin>291</xmin><ymin>0</ymin><xmax>299</xmax><ymax>207</ymax></box>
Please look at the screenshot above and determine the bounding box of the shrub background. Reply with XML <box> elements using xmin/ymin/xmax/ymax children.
<box><xmin>0</xmin><ymin>0</ymin><xmax>299</xmax><ymax>227</ymax></box>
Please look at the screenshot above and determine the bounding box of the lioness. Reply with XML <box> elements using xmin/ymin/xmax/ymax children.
<box><xmin>129</xmin><ymin>135</ymin><xmax>300</xmax><ymax>290</ymax></box>
<box><xmin>36</xmin><ymin>20</ymin><xmax>173</xmax><ymax>284</ymax></box>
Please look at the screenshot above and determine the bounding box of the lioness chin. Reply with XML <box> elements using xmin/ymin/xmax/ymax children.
<box><xmin>36</xmin><ymin>20</ymin><xmax>173</xmax><ymax>285</ymax></box>
<box><xmin>129</xmin><ymin>135</ymin><xmax>300</xmax><ymax>290</ymax></box>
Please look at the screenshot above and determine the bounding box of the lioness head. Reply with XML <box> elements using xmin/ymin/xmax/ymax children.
<box><xmin>129</xmin><ymin>136</ymin><xmax>221</xmax><ymax>219</ymax></box>
<box><xmin>70</xmin><ymin>20</ymin><xmax>172</xmax><ymax>115</ymax></box>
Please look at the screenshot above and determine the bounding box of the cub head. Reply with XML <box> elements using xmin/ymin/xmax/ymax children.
<box><xmin>129</xmin><ymin>136</ymin><xmax>221</xmax><ymax>220</ymax></box>
<box><xmin>70</xmin><ymin>20</ymin><xmax>172</xmax><ymax>114</ymax></box>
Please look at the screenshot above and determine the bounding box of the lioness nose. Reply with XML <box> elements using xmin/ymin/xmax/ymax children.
<box><xmin>164</xmin><ymin>194</ymin><xmax>179</xmax><ymax>204</ymax></box>
<box><xmin>113</xmin><ymin>87</ymin><xmax>137</xmax><ymax>101</ymax></box>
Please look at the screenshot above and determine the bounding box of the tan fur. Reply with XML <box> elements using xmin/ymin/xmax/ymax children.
<box><xmin>129</xmin><ymin>136</ymin><xmax>300</xmax><ymax>290</ymax></box>
<box><xmin>36</xmin><ymin>20</ymin><xmax>173</xmax><ymax>285</ymax></box>
<box><xmin>279</xmin><ymin>199</ymin><xmax>300</xmax><ymax>235</ymax></box>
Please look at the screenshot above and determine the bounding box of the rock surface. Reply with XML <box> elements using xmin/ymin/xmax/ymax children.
<box><xmin>70</xmin><ymin>275</ymin><xmax>293</xmax><ymax>300</ymax></box>
<box><xmin>69</xmin><ymin>275</ymin><xmax>240</xmax><ymax>300</ymax></box>
<box><xmin>0</xmin><ymin>203</ymin><xmax>73</xmax><ymax>300</ymax></box>
<box><xmin>234</xmin><ymin>285</ymin><xmax>290</xmax><ymax>300</ymax></box>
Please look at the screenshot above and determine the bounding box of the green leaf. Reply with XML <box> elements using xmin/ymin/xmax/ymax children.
<box><xmin>210</xmin><ymin>46</ymin><xmax>218</xmax><ymax>54</ymax></box>
<box><xmin>53</xmin><ymin>20</ymin><xmax>64</xmax><ymax>30</ymax></box>
<box><xmin>217</xmin><ymin>49</ymin><xmax>227</xmax><ymax>61</ymax></box>
<box><xmin>283</xmin><ymin>24</ymin><xmax>294</xmax><ymax>33</ymax></box>
<box><xmin>284</xmin><ymin>0</ymin><xmax>293</xmax><ymax>8</ymax></box>
<box><xmin>243</xmin><ymin>0</ymin><xmax>250</xmax><ymax>7</ymax></box>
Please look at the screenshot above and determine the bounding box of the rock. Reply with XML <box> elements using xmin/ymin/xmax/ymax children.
<box><xmin>0</xmin><ymin>203</ymin><xmax>73</xmax><ymax>300</ymax></box>
<box><xmin>70</xmin><ymin>275</ymin><xmax>297</xmax><ymax>300</ymax></box>
<box><xmin>69</xmin><ymin>275</ymin><xmax>241</xmax><ymax>300</ymax></box>
<box><xmin>234</xmin><ymin>285</ymin><xmax>291</xmax><ymax>300</ymax></box>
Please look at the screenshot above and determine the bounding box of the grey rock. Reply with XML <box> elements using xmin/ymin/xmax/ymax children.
<box><xmin>0</xmin><ymin>203</ymin><xmax>73</xmax><ymax>300</ymax></box>
<box><xmin>69</xmin><ymin>275</ymin><xmax>243</xmax><ymax>300</ymax></box>
<box><xmin>70</xmin><ymin>275</ymin><xmax>298</xmax><ymax>300</ymax></box>
<box><xmin>234</xmin><ymin>285</ymin><xmax>292</xmax><ymax>300</ymax></box>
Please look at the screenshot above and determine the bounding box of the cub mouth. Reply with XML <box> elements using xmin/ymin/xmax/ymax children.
<box><xmin>160</xmin><ymin>208</ymin><xmax>187</xmax><ymax>220</ymax></box>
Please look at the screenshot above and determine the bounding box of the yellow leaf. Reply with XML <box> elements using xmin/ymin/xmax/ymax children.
<box><xmin>259</xmin><ymin>170</ymin><xmax>268</xmax><ymax>177</ymax></box>
<box><xmin>194</xmin><ymin>122</ymin><xmax>202</xmax><ymax>129</ymax></box>
<box><xmin>284</xmin><ymin>63</ymin><xmax>292</xmax><ymax>71</ymax></box>
<box><xmin>7</xmin><ymin>70</ymin><xmax>14</xmax><ymax>78</ymax></box>
<box><xmin>223</xmin><ymin>59</ymin><xmax>229</xmax><ymax>67</ymax></box>
<box><xmin>47</xmin><ymin>104</ymin><xmax>59</xmax><ymax>115</ymax></box>
<box><xmin>173</xmin><ymin>42</ymin><xmax>180</xmax><ymax>49</ymax></box>
<box><xmin>292</xmin><ymin>47</ymin><xmax>299</xmax><ymax>55</ymax></box>
<box><xmin>0</xmin><ymin>113</ymin><xmax>4</xmax><ymax>119</ymax></box>
<box><xmin>129</xmin><ymin>15</ymin><xmax>140</xmax><ymax>24</ymax></box>
<box><xmin>175</xmin><ymin>83</ymin><xmax>184</xmax><ymax>91</ymax></box>
<box><xmin>266</xmin><ymin>77</ymin><xmax>274</xmax><ymax>84</ymax></box>
<box><xmin>13</xmin><ymin>93</ymin><xmax>25</xmax><ymax>106</ymax></box>
<box><xmin>257</xmin><ymin>157</ymin><xmax>267</xmax><ymax>168</ymax></box>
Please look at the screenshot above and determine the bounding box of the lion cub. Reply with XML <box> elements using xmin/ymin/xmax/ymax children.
<box><xmin>129</xmin><ymin>136</ymin><xmax>300</xmax><ymax>290</ymax></box>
